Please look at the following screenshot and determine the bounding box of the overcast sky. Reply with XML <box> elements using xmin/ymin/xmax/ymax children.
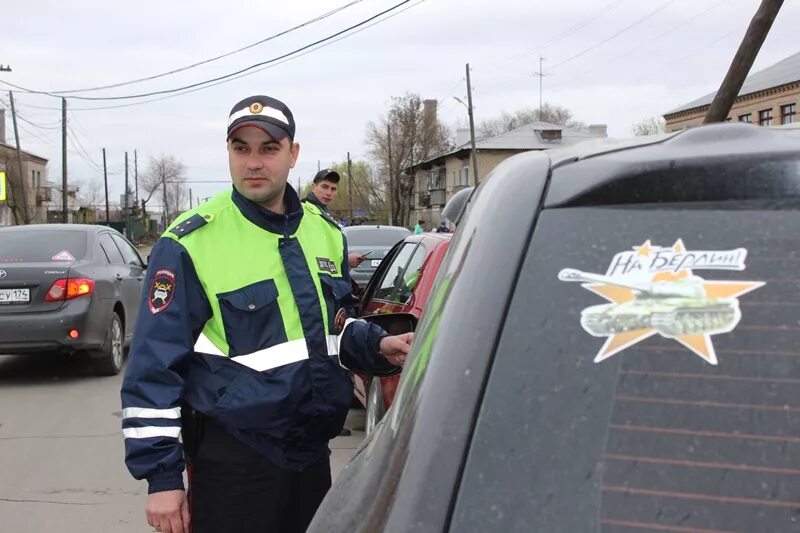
<box><xmin>2</xmin><ymin>0</ymin><xmax>798</xmax><ymax>206</ymax></box>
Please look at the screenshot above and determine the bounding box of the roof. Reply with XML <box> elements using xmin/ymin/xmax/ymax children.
<box><xmin>665</xmin><ymin>50</ymin><xmax>800</xmax><ymax>116</ymax></box>
<box><xmin>0</xmin><ymin>142</ymin><xmax>49</xmax><ymax>163</ymax></box>
<box><xmin>409</xmin><ymin>121</ymin><xmax>601</xmax><ymax>172</ymax></box>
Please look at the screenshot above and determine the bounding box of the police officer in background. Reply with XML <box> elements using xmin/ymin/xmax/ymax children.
<box><xmin>121</xmin><ymin>95</ymin><xmax>412</xmax><ymax>533</ymax></box>
<box><xmin>303</xmin><ymin>168</ymin><xmax>367</xmax><ymax>270</ymax></box>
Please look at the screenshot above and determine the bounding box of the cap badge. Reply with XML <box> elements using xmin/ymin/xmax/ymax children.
<box><xmin>249</xmin><ymin>102</ymin><xmax>264</xmax><ymax>114</ymax></box>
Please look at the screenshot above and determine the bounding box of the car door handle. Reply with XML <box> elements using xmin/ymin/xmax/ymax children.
<box><xmin>115</xmin><ymin>274</ymin><xmax>124</xmax><ymax>281</ymax></box>
<box><xmin>136</xmin><ymin>275</ymin><xmax>144</xmax><ymax>281</ymax></box>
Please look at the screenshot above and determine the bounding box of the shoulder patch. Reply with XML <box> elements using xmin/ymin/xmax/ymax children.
<box><xmin>169</xmin><ymin>213</ymin><xmax>209</xmax><ymax>239</ymax></box>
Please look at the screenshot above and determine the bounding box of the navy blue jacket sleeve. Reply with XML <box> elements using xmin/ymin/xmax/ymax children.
<box><xmin>338</xmin><ymin>319</ymin><xmax>397</xmax><ymax>375</ymax></box>
<box><xmin>120</xmin><ymin>237</ymin><xmax>212</xmax><ymax>493</ymax></box>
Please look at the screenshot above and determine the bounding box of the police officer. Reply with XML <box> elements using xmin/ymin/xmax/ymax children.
<box><xmin>303</xmin><ymin>168</ymin><xmax>366</xmax><ymax>271</ymax></box>
<box><xmin>303</xmin><ymin>168</ymin><xmax>340</xmax><ymax>214</ymax></box>
<box><xmin>121</xmin><ymin>95</ymin><xmax>412</xmax><ymax>533</ymax></box>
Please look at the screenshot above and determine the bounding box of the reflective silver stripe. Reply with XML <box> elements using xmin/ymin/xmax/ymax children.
<box><xmin>195</xmin><ymin>333</ymin><xmax>338</xmax><ymax>371</ymax></box>
<box><xmin>335</xmin><ymin>318</ymin><xmax>364</xmax><ymax>370</ymax></box>
<box><xmin>231</xmin><ymin>338</ymin><xmax>309</xmax><ymax>372</ymax></box>
<box><xmin>326</xmin><ymin>335</ymin><xmax>339</xmax><ymax>356</ymax></box>
<box><xmin>228</xmin><ymin>106</ymin><xmax>290</xmax><ymax>127</ymax></box>
<box><xmin>122</xmin><ymin>426</ymin><xmax>181</xmax><ymax>439</ymax></box>
<box><xmin>194</xmin><ymin>332</ymin><xmax>226</xmax><ymax>356</ymax></box>
<box><xmin>122</xmin><ymin>407</ymin><xmax>181</xmax><ymax>420</ymax></box>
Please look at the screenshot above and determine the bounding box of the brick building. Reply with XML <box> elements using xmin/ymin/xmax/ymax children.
<box><xmin>664</xmin><ymin>51</ymin><xmax>799</xmax><ymax>131</ymax></box>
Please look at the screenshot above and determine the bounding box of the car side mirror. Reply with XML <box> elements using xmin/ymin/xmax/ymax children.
<box><xmin>360</xmin><ymin>312</ymin><xmax>417</xmax><ymax>336</ymax></box>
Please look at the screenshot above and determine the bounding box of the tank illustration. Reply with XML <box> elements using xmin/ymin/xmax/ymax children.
<box><xmin>558</xmin><ymin>268</ymin><xmax>739</xmax><ymax>338</ymax></box>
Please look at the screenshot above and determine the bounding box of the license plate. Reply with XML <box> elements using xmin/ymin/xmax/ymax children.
<box><xmin>0</xmin><ymin>288</ymin><xmax>30</xmax><ymax>304</ymax></box>
<box><xmin>371</xmin><ymin>260</ymin><xmax>382</xmax><ymax>268</ymax></box>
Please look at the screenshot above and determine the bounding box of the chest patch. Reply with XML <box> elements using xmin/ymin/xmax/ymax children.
<box><xmin>149</xmin><ymin>269</ymin><xmax>176</xmax><ymax>314</ymax></box>
<box><xmin>317</xmin><ymin>257</ymin><xmax>338</xmax><ymax>275</ymax></box>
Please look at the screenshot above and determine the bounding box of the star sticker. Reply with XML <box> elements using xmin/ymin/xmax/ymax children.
<box><xmin>633</xmin><ymin>240</ymin><xmax>654</xmax><ymax>257</ymax></box>
<box><xmin>561</xmin><ymin>241</ymin><xmax>765</xmax><ymax>366</ymax></box>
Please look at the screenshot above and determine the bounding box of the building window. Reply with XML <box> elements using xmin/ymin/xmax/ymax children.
<box><xmin>781</xmin><ymin>103</ymin><xmax>796</xmax><ymax>124</ymax></box>
<box><xmin>738</xmin><ymin>113</ymin><xmax>752</xmax><ymax>123</ymax></box>
<box><xmin>758</xmin><ymin>108</ymin><xmax>773</xmax><ymax>126</ymax></box>
<box><xmin>461</xmin><ymin>167</ymin><xmax>469</xmax><ymax>186</ymax></box>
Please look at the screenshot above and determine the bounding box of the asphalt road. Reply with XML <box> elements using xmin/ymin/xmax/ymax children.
<box><xmin>0</xmin><ymin>353</ymin><xmax>365</xmax><ymax>532</ymax></box>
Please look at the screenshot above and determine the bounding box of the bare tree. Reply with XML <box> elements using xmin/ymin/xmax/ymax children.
<box><xmin>76</xmin><ymin>176</ymin><xmax>104</xmax><ymax>220</ymax></box>
<box><xmin>141</xmin><ymin>155</ymin><xmax>186</xmax><ymax>225</ymax></box>
<box><xmin>632</xmin><ymin>117</ymin><xmax>667</xmax><ymax>136</ymax></box>
<box><xmin>366</xmin><ymin>93</ymin><xmax>452</xmax><ymax>226</ymax></box>
<box><xmin>478</xmin><ymin>103</ymin><xmax>585</xmax><ymax>137</ymax></box>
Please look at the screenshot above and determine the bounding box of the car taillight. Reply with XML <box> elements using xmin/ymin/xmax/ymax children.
<box><xmin>45</xmin><ymin>278</ymin><xmax>95</xmax><ymax>301</ymax></box>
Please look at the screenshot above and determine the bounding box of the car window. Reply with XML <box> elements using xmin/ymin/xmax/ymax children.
<box><xmin>98</xmin><ymin>233</ymin><xmax>125</xmax><ymax>265</ymax></box>
<box><xmin>373</xmin><ymin>243</ymin><xmax>427</xmax><ymax>304</ymax></box>
<box><xmin>451</xmin><ymin>205</ymin><xmax>800</xmax><ymax>533</ymax></box>
<box><xmin>111</xmin><ymin>234</ymin><xmax>142</xmax><ymax>266</ymax></box>
<box><xmin>373</xmin><ymin>243</ymin><xmax>418</xmax><ymax>301</ymax></box>
<box><xmin>0</xmin><ymin>230</ymin><xmax>87</xmax><ymax>262</ymax></box>
<box><xmin>344</xmin><ymin>227</ymin><xmax>411</xmax><ymax>247</ymax></box>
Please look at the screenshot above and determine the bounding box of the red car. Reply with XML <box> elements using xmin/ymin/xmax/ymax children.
<box><xmin>352</xmin><ymin>231</ymin><xmax>452</xmax><ymax>434</ymax></box>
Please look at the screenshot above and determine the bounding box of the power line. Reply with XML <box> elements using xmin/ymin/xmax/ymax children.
<box><xmin>547</xmin><ymin>0</ymin><xmax>680</xmax><ymax>73</ymax></box>
<box><xmin>12</xmin><ymin>0</ymin><xmax>427</xmax><ymax>113</ymax></box>
<box><xmin>0</xmin><ymin>0</ymin><xmax>417</xmax><ymax>102</ymax></box>
<box><xmin>29</xmin><ymin>1</ymin><xmax>364</xmax><ymax>95</ymax></box>
<box><xmin>547</xmin><ymin>0</ymin><xmax>734</xmax><ymax>91</ymax></box>
<box><xmin>491</xmin><ymin>0</ymin><xmax>628</xmax><ymax>71</ymax></box>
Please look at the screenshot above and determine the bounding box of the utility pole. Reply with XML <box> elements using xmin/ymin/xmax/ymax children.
<box><xmin>347</xmin><ymin>152</ymin><xmax>353</xmax><ymax>224</ymax></box>
<box><xmin>62</xmin><ymin>98</ymin><xmax>68</xmax><ymax>223</ymax></box>
<box><xmin>465</xmin><ymin>63</ymin><xmax>480</xmax><ymax>187</ymax></box>
<box><xmin>125</xmin><ymin>151</ymin><xmax>131</xmax><ymax>239</ymax></box>
<box><xmin>189</xmin><ymin>188</ymin><xmax>193</xmax><ymax>209</ymax></box>
<box><xmin>704</xmin><ymin>0</ymin><xmax>784</xmax><ymax>123</ymax></box>
<box><xmin>534</xmin><ymin>56</ymin><xmax>546</xmax><ymax>119</ymax></box>
<box><xmin>317</xmin><ymin>160</ymin><xmax>321</xmax><ymax>172</ymax></box>
<box><xmin>102</xmin><ymin>148</ymin><xmax>109</xmax><ymax>224</ymax></box>
<box><xmin>386</xmin><ymin>123</ymin><xmax>394</xmax><ymax>226</ymax></box>
<box><xmin>134</xmin><ymin>149</ymin><xmax>139</xmax><ymax>205</ymax></box>
<box><xmin>8</xmin><ymin>91</ymin><xmax>29</xmax><ymax>225</ymax></box>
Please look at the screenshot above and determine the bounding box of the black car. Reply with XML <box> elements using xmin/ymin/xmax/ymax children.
<box><xmin>0</xmin><ymin>224</ymin><xmax>145</xmax><ymax>375</ymax></box>
<box><xmin>310</xmin><ymin>123</ymin><xmax>800</xmax><ymax>532</ymax></box>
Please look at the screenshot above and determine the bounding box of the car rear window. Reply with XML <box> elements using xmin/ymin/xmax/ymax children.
<box><xmin>344</xmin><ymin>227</ymin><xmax>410</xmax><ymax>247</ymax></box>
<box><xmin>452</xmin><ymin>205</ymin><xmax>800</xmax><ymax>533</ymax></box>
<box><xmin>0</xmin><ymin>230</ymin><xmax>88</xmax><ymax>263</ymax></box>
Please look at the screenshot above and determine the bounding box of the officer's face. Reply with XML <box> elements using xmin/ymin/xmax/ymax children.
<box><xmin>311</xmin><ymin>180</ymin><xmax>338</xmax><ymax>206</ymax></box>
<box><xmin>227</xmin><ymin>126</ymin><xmax>300</xmax><ymax>211</ymax></box>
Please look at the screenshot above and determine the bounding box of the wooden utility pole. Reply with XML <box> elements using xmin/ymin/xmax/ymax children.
<box><xmin>8</xmin><ymin>91</ymin><xmax>29</xmax><ymax>224</ymax></box>
<box><xmin>465</xmin><ymin>63</ymin><xmax>479</xmax><ymax>187</ymax></box>
<box><xmin>102</xmin><ymin>148</ymin><xmax>109</xmax><ymax>223</ymax></box>
<box><xmin>189</xmin><ymin>188</ymin><xmax>193</xmax><ymax>209</ymax></box>
<box><xmin>535</xmin><ymin>56</ymin><xmax>546</xmax><ymax>118</ymax></box>
<box><xmin>386</xmin><ymin>123</ymin><xmax>394</xmax><ymax>225</ymax></box>
<box><xmin>704</xmin><ymin>0</ymin><xmax>784</xmax><ymax>123</ymax></box>
<box><xmin>134</xmin><ymin>149</ymin><xmax>139</xmax><ymax>205</ymax></box>
<box><xmin>347</xmin><ymin>151</ymin><xmax>353</xmax><ymax>224</ymax></box>
<box><xmin>125</xmin><ymin>151</ymin><xmax>131</xmax><ymax>239</ymax></box>
<box><xmin>62</xmin><ymin>98</ymin><xmax>68</xmax><ymax>223</ymax></box>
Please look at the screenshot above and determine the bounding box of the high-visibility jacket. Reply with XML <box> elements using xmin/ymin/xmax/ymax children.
<box><xmin>121</xmin><ymin>185</ymin><xmax>393</xmax><ymax>493</ymax></box>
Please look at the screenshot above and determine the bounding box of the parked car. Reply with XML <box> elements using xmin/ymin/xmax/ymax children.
<box><xmin>353</xmin><ymin>231</ymin><xmax>453</xmax><ymax>434</ymax></box>
<box><xmin>0</xmin><ymin>224</ymin><xmax>145</xmax><ymax>375</ymax></box>
<box><xmin>310</xmin><ymin>123</ymin><xmax>800</xmax><ymax>532</ymax></box>
<box><xmin>343</xmin><ymin>225</ymin><xmax>411</xmax><ymax>287</ymax></box>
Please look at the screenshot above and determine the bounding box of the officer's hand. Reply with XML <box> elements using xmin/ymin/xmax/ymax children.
<box><xmin>380</xmin><ymin>332</ymin><xmax>413</xmax><ymax>367</ymax></box>
<box><xmin>348</xmin><ymin>252</ymin><xmax>366</xmax><ymax>268</ymax></box>
<box><xmin>146</xmin><ymin>489</ymin><xmax>190</xmax><ymax>533</ymax></box>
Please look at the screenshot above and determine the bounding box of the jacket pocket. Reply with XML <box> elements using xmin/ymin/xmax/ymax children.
<box><xmin>217</xmin><ymin>279</ymin><xmax>287</xmax><ymax>356</ymax></box>
<box><xmin>319</xmin><ymin>274</ymin><xmax>354</xmax><ymax>334</ymax></box>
